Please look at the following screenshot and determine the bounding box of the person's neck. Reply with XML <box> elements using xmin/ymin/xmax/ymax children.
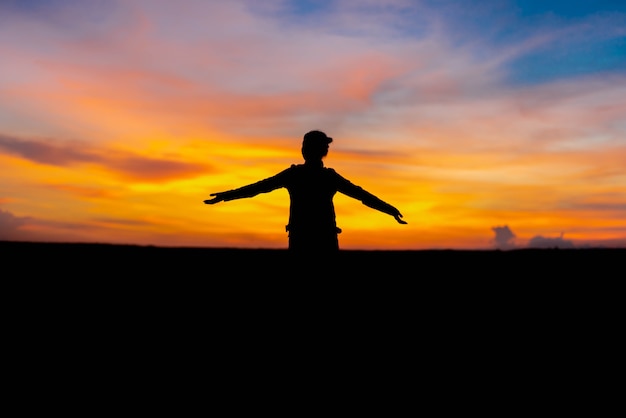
<box><xmin>304</xmin><ymin>159</ymin><xmax>324</xmax><ymax>168</ymax></box>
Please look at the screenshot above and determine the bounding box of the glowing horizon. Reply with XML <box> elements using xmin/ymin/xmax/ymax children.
<box><xmin>1</xmin><ymin>0</ymin><xmax>625</xmax><ymax>250</ymax></box>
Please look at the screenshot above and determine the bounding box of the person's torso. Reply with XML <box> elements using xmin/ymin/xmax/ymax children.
<box><xmin>284</xmin><ymin>164</ymin><xmax>338</xmax><ymax>232</ymax></box>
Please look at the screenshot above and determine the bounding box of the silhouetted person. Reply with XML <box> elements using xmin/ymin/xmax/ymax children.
<box><xmin>204</xmin><ymin>130</ymin><xmax>407</xmax><ymax>253</ymax></box>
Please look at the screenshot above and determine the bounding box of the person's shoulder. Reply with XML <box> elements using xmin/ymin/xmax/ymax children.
<box><xmin>280</xmin><ymin>163</ymin><xmax>300</xmax><ymax>170</ymax></box>
<box><xmin>325</xmin><ymin>167</ymin><xmax>351</xmax><ymax>182</ymax></box>
<box><xmin>279</xmin><ymin>163</ymin><xmax>302</xmax><ymax>175</ymax></box>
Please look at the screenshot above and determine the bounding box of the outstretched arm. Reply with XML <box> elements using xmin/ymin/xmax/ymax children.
<box><xmin>203</xmin><ymin>186</ymin><xmax>268</xmax><ymax>205</ymax></box>
<box><xmin>335</xmin><ymin>174</ymin><xmax>407</xmax><ymax>224</ymax></box>
<box><xmin>365</xmin><ymin>197</ymin><xmax>407</xmax><ymax>224</ymax></box>
<box><xmin>203</xmin><ymin>170</ymin><xmax>288</xmax><ymax>205</ymax></box>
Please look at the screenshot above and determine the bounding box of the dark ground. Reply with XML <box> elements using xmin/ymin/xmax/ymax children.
<box><xmin>5</xmin><ymin>239</ymin><xmax>623</xmax><ymax>322</ymax></box>
<box><xmin>3</xmin><ymin>240</ymin><xmax>622</xmax><ymax>295</ymax></box>
<box><xmin>3</xmin><ymin>239</ymin><xmax>622</xmax><ymax>275</ymax></box>
<box><xmin>3</xmin><ymin>240</ymin><xmax>622</xmax><ymax>401</ymax></box>
<box><xmin>4</xmin><ymin>240</ymin><xmax>623</xmax><ymax>309</ymax></box>
<box><xmin>4</xmin><ymin>239</ymin><xmax>621</xmax><ymax>320</ymax></box>
<box><xmin>5</xmin><ymin>239</ymin><xmax>621</xmax><ymax>339</ymax></box>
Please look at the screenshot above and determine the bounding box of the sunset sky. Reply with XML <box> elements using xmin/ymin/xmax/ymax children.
<box><xmin>1</xmin><ymin>0</ymin><xmax>625</xmax><ymax>250</ymax></box>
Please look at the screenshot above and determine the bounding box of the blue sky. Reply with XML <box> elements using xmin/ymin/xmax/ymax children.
<box><xmin>280</xmin><ymin>0</ymin><xmax>626</xmax><ymax>84</ymax></box>
<box><xmin>296</xmin><ymin>1</ymin><xmax>624</xmax><ymax>86</ymax></box>
<box><xmin>4</xmin><ymin>0</ymin><xmax>625</xmax><ymax>85</ymax></box>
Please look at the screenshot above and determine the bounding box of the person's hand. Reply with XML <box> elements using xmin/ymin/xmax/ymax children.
<box><xmin>204</xmin><ymin>193</ymin><xmax>224</xmax><ymax>204</ymax></box>
<box><xmin>394</xmin><ymin>213</ymin><xmax>407</xmax><ymax>224</ymax></box>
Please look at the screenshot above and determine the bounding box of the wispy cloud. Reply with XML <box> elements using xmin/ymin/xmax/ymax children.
<box><xmin>0</xmin><ymin>134</ymin><xmax>211</xmax><ymax>181</ymax></box>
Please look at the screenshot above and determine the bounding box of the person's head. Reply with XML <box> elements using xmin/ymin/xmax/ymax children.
<box><xmin>302</xmin><ymin>130</ymin><xmax>332</xmax><ymax>161</ymax></box>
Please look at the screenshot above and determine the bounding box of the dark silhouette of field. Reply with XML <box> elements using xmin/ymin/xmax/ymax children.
<box><xmin>6</xmin><ymin>239</ymin><xmax>622</xmax><ymax>323</ymax></box>
<box><xmin>3</xmin><ymin>238</ymin><xmax>620</xmax><ymax>414</ymax></box>
<box><xmin>4</xmin><ymin>239</ymin><xmax>621</xmax><ymax>379</ymax></box>
<box><xmin>3</xmin><ymin>240</ymin><xmax>622</xmax><ymax>279</ymax></box>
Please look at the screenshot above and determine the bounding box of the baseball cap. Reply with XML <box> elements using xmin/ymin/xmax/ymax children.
<box><xmin>302</xmin><ymin>130</ymin><xmax>333</xmax><ymax>146</ymax></box>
